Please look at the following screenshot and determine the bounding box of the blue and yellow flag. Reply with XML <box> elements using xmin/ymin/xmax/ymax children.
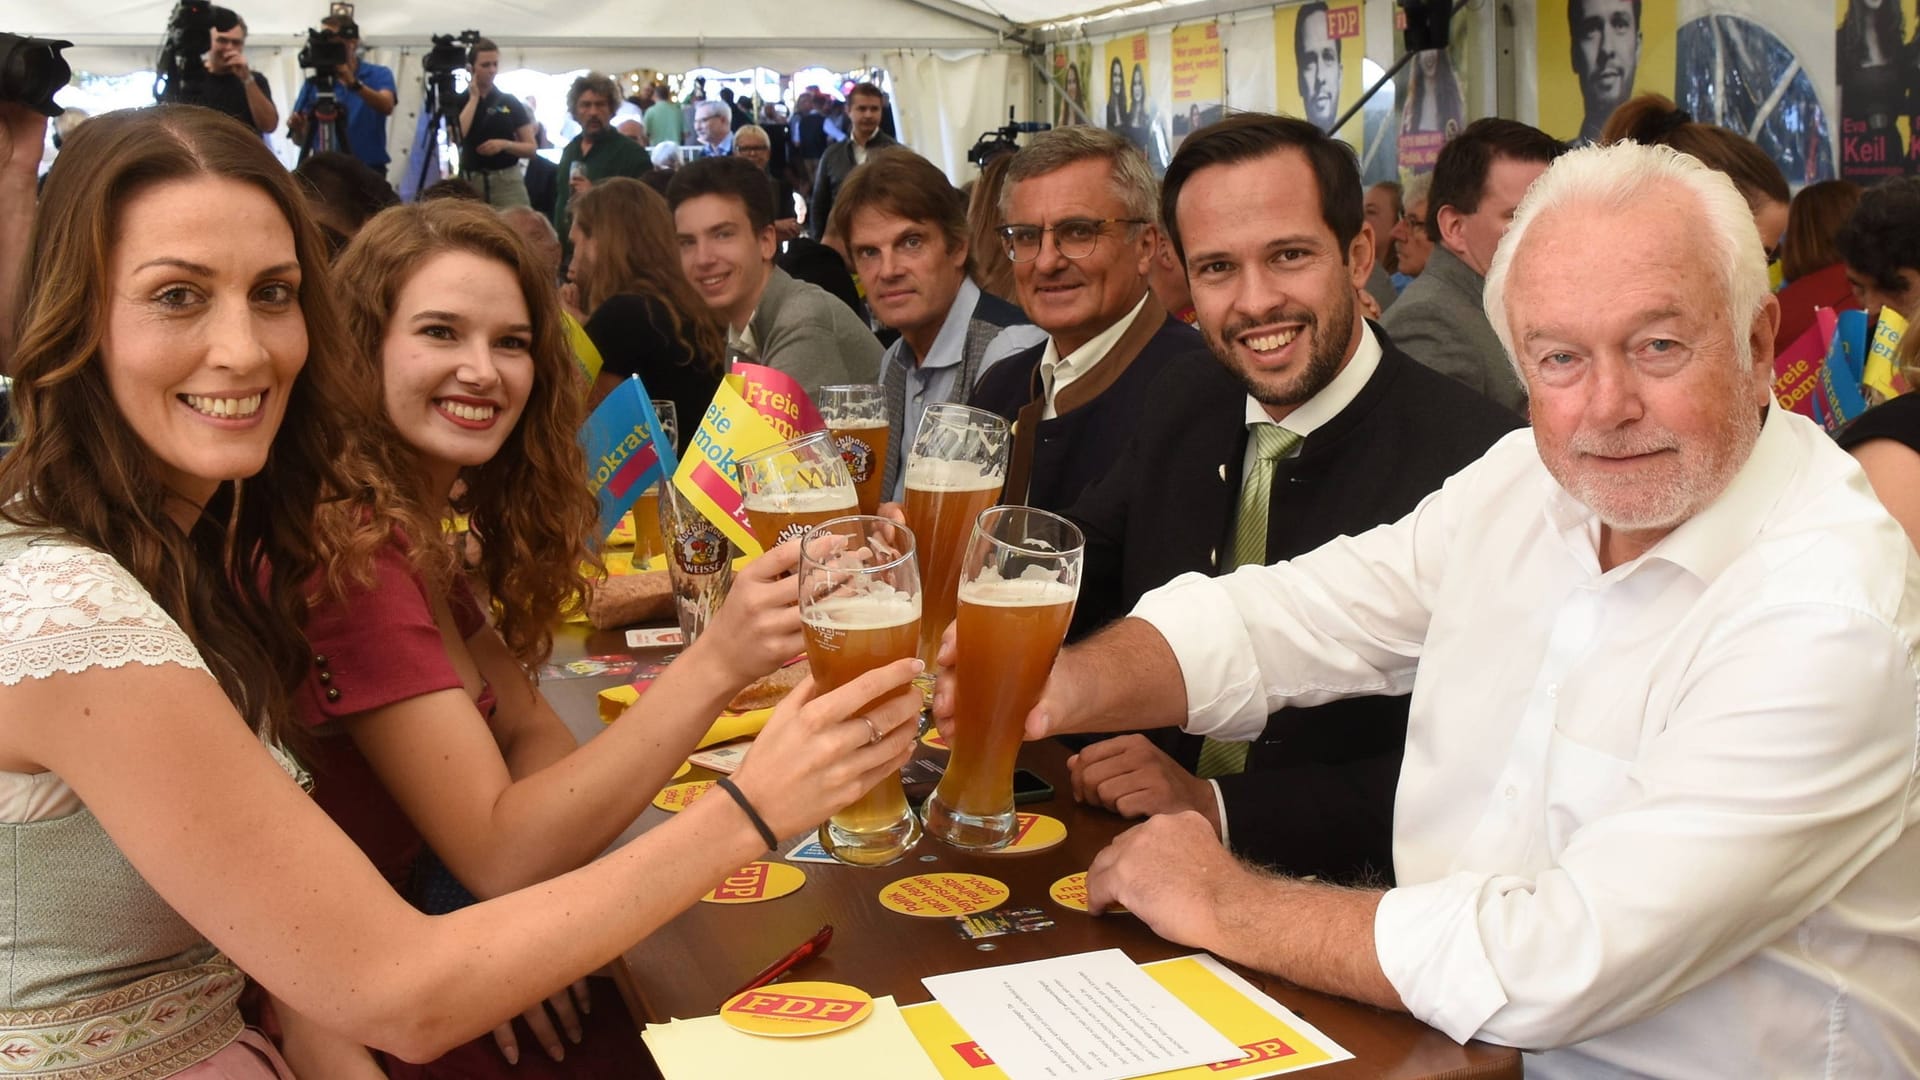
<box><xmin>580</xmin><ymin>376</ymin><xmax>678</xmax><ymax>547</ymax></box>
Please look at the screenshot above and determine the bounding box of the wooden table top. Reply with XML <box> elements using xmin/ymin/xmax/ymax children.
<box><xmin>546</xmin><ymin>622</ymin><xmax>1521</xmax><ymax>1080</ymax></box>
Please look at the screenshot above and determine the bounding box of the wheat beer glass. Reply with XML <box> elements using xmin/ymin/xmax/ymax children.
<box><xmin>737</xmin><ymin>431</ymin><xmax>859</xmax><ymax>551</ymax></box>
<box><xmin>799</xmin><ymin>515</ymin><xmax>924</xmax><ymax>865</ymax></box>
<box><xmin>657</xmin><ymin>483</ymin><xmax>734</xmax><ymax>645</ymax></box>
<box><xmin>817</xmin><ymin>385</ymin><xmax>890</xmax><ymax>516</ymax></box>
<box><xmin>922</xmin><ymin>506</ymin><xmax>1082</xmax><ymax>850</ymax></box>
<box><xmin>902</xmin><ymin>404</ymin><xmax>1009</xmax><ymax>668</ymax></box>
<box><xmin>633</xmin><ymin>400</ymin><xmax>679</xmax><ymax>565</ymax></box>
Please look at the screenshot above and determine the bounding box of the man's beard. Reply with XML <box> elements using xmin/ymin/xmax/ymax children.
<box><xmin>1204</xmin><ymin>284</ymin><xmax>1353</xmax><ymax>410</ymax></box>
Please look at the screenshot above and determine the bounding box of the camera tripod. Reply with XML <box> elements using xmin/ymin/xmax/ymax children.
<box><xmin>412</xmin><ymin>68</ymin><xmax>468</xmax><ymax>197</ymax></box>
<box><xmin>296</xmin><ymin>69</ymin><xmax>353</xmax><ymax>165</ymax></box>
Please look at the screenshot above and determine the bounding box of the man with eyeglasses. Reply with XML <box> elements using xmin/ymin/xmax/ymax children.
<box><xmin>970</xmin><ymin>127</ymin><xmax>1206</xmax><ymax>513</ymax></box>
<box><xmin>1389</xmin><ymin>174</ymin><xmax>1433</xmax><ymax>288</ymax></box>
<box><xmin>1054</xmin><ymin>113</ymin><xmax>1517</xmax><ymax>883</ymax></box>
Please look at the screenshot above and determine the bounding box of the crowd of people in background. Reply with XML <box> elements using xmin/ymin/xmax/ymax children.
<box><xmin>0</xmin><ymin>24</ymin><xmax>1918</xmax><ymax>1078</ymax></box>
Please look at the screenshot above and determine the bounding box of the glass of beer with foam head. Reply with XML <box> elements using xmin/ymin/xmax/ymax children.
<box><xmin>737</xmin><ymin>431</ymin><xmax>860</xmax><ymax>552</ymax></box>
<box><xmin>799</xmin><ymin>515</ymin><xmax>924</xmax><ymax>865</ymax></box>
<box><xmin>633</xmin><ymin>400</ymin><xmax>678</xmax><ymax>566</ymax></box>
<box><xmin>902</xmin><ymin>404</ymin><xmax>1009</xmax><ymax>668</ymax></box>
<box><xmin>817</xmin><ymin>385</ymin><xmax>890</xmax><ymax>517</ymax></box>
<box><xmin>922</xmin><ymin>506</ymin><xmax>1082</xmax><ymax>850</ymax></box>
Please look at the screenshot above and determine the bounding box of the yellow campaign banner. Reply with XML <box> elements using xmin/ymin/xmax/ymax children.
<box><xmin>1171</xmin><ymin>23</ymin><xmax>1223</xmax><ymax>150</ymax></box>
<box><xmin>1276</xmin><ymin>2</ymin><xmax>1365</xmax><ymax>151</ymax></box>
<box><xmin>1536</xmin><ymin>0</ymin><xmax>1677</xmax><ymax>146</ymax></box>
<box><xmin>671</xmin><ymin>363</ymin><xmax>826</xmax><ymax>558</ymax></box>
<box><xmin>1865</xmin><ymin>307</ymin><xmax>1908</xmax><ymax>402</ymax></box>
<box><xmin>1103</xmin><ymin>34</ymin><xmax>1152</xmax><ymax>157</ymax></box>
<box><xmin>1052</xmin><ymin>43</ymin><xmax>1094</xmax><ymax>127</ymax></box>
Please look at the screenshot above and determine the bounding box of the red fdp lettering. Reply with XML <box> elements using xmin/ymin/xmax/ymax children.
<box><xmin>1132</xmin><ymin>37</ymin><xmax>1146</xmax><ymax>60</ymax></box>
<box><xmin>1208</xmin><ymin>1036</ymin><xmax>1297</xmax><ymax>1069</ymax></box>
<box><xmin>1013</xmin><ymin>815</ymin><xmax>1037</xmax><ymax>843</ymax></box>
<box><xmin>730</xmin><ymin>992</ymin><xmax>869</xmax><ymax>1018</ymax></box>
<box><xmin>954</xmin><ymin>1041</ymin><xmax>996</xmax><ymax>1067</ymax></box>
<box><xmin>713</xmin><ymin>864</ymin><xmax>769</xmax><ymax>900</ymax></box>
<box><xmin>1327</xmin><ymin>5</ymin><xmax>1361</xmax><ymax>39</ymax></box>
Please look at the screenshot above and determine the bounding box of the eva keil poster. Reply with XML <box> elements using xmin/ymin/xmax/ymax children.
<box><xmin>1837</xmin><ymin>0</ymin><xmax>1918</xmax><ymax>182</ymax></box>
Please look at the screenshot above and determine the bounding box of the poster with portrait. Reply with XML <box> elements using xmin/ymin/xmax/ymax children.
<box><xmin>1052</xmin><ymin>43</ymin><xmax>1094</xmax><ymax>127</ymax></box>
<box><xmin>1537</xmin><ymin>0</ymin><xmax>1677</xmax><ymax>145</ymax></box>
<box><xmin>1397</xmin><ymin>48</ymin><xmax>1465</xmax><ymax>179</ymax></box>
<box><xmin>1275</xmin><ymin>2</ymin><xmax>1366</xmax><ymax>151</ymax></box>
<box><xmin>1836</xmin><ymin>0</ymin><xmax>1917</xmax><ymax>183</ymax></box>
<box><xmin>1104</xmin><ymin>33</ymin><xmax>1158</xmax><ymax>166</ymax></box>
<box><xmin>1171</xmin><ymin>23</ymin><xmax>1224</xmax><ymax>149</ymax></box>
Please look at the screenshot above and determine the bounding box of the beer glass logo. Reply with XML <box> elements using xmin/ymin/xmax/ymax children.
<box><xmin>673</xmin><ymin>526</ymin><xmax>727</xmax><ymax>575</ymax></box>
<box><xmin>834</xmin><ymin>433</ymin><xmax>875</xmax><ymax>484</ymax></box>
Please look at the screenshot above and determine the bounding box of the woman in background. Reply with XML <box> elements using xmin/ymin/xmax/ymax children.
<box><xmin>1601</xmin><ymin>94</ymin><xmax>1791</xmax><ymax>256</ymax></box>
<box><xmin>1775</xmin><ymin>179</ymin><xmax>1864</xmax><ymax>350</ymax></box>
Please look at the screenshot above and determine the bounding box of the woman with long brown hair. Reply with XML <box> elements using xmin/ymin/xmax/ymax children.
<box><xmin>293</xmin><ymin>197</ymin><xmax>891</xmax><ymax>1076</ymax></box>
<box><xmin>0</xmin><ymin>105</ymin><xmax>920</xmax><ymax>1079</ymax></box>
<box><xmin>1600</xmin><ymin>93</ymin><xmax>1791</xmax><ymax>258</ymax></box>
<box><xmin>566</xmin><ymin>177</ymin><xmax>724</xmax><ymax>433</ymax></box>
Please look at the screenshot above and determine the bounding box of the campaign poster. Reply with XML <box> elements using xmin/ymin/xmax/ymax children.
<box><xmin>1836</xmin><ymin>0</ymin><xmax>1917</xmax><ymax>183</ymax></box>
<box><xmin>1052</xmin><ymin>43</ymin><xmax>1094</xmax><ymax>127</ymax></box>
<box><xmin>1537</xmin><ymin>0</ymin><xmax>1678</xmax><ymax>145</ymax></box>
<box><xmin>1104</xmin><ymin>34</ymin><xmax>1156</xmax><ymax>159</ymax></box>
<box><xmin>1171</xmin><ymin>23</ymin><xmax>1224</xmax><ymax>149</ymax></box>
<box><xmin>1397</xmin><ymin>48</ymin><xmax>1465</xmax><ymax>178</ymax></box>
<box><xmin>1275</xmin><ymin>2</ymin><xmax>1366</xmax><ymax>151</ymax></box>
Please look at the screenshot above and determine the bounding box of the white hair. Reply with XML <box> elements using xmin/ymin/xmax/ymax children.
<box><xmin>1402</xmin><ymin>171</ymin><xmax>1431</xmax><ymax>210</ymax></box>
<box><xmin>1482</xmin><ymin>141</ymin><xmax>1770</xmax><ymax>379</ymax></box>
<box><xmin>695</xmin><ymin>100</ymin><xmax>730</xmax><ymax>123</ymax></box>
<box><xmin>650</xmin><ymin>141</ymin><xmax>681</xmax><ymax>169</ymax></box>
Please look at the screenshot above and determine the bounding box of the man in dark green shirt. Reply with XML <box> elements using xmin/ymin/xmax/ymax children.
<box><xmin>552</xmin><ymin>71</ymin><xmax>651</xmax><ymax>258</ymax></box>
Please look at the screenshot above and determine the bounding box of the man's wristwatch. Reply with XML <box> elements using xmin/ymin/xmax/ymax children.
<box><xmin>345</xmin><ymin>78</ymin><xmax>362</xmax><ymax>92</ymax></box>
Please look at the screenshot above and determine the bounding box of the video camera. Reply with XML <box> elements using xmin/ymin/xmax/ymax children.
<box><xmin>0</xmin><ymin>32</ymin><xmax>72</xmax><ymax>117</ymax></box>
<box><xmin>968</xmin><ymin>108</ymin><xmax>1050</xmax><ymax>169</ymax></box>
<box><xmin>154</xmin><ymin>0</ymin><xmax>239</xmax><ymax>96</ymax></box>
<box><xmin>299</xmin><ymin>1</ymin><xmax>358</xmax><ymax>74</ymax></box>
<box><xmin>424</xmin><ymin>29</ymin><xmax>481</xmax><ymax>78</ymax></box>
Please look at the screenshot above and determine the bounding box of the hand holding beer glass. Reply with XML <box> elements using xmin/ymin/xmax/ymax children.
<box><xmin>817</xmin><ymin>385</ymin><xmax>889</xmax><ymax>516</ymax></box>
<box><xmin>902</xmin><ymin>404</ymin><xmax>1009</xmax><ymax>668</ymax></box>
<box><xmin>737</xmin><ymin>431</ymin><xmax>860</xmax><ymax>552</ymax></box>
<box><xmin>922</xmin><ymin>506</ymin><xmax>1082</xmax><ymax>850</ymax></box>
<box><xmin>799</xmin><ymin>515</ymin><xmax>924</xmax><ymax>865</ymax></box>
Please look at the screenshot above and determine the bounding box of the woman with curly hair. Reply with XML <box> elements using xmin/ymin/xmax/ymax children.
<box><xmin>0</xmin><ymin>103</ymin><xmax>920</xmax><ymax>1080</ymax></box>
<box><xmin>566</xmin><ymin>177</ymin><xmax>725</xmax><ymax>434</ymax></box>
<box><xmin>293</xmin><ymin>197</ymin><xmax>878</xmax><ymax>1076</ymax></box>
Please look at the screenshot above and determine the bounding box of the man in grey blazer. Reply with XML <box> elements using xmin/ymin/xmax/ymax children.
<box><xmin>1382</xmin><ymin>119</ymin><xmax>1564</xmax><ymax>417</ymax></box>
<box><xmin>668</xmin><ymin>156</ymin><xmax>882</xmax><ymax>397</ymax></box>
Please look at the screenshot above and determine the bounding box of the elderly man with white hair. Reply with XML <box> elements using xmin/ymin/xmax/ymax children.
<box><xmin>693</xmin><ymin>99</ymin><xmax>733</xmax><ymax>158</ymax></box>
<box><xmin>935</xmin><ymin>140</ymin><xmax>1920</xmax><ymax>1075</ymax></box>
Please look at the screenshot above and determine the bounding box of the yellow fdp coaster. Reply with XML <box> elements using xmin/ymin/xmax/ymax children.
<box><xmin>983</xmin><ymin>813</ymin><xmax>1066</xmax><ymax>855</ymax></box>
<box><xmin>652</xmin><ymin>779</ymin><xmax>714</xmax><ymax>813</ymax></box>
<box><xmin>919</xmin><ymin>728</ymin><xmax>950</xmax><ymax>751</ymax></box>
<box><xmin>671</xmin><ymin>760</ymin><xmax>691</xmax><ymax>781</ymax></box>
<box><xmin>701</xmin><ymin>861</ymin><xmax>806</xmax><ymax>905</ymax></box>
<box><xmin>719</xmin><ymin>981</ymin><xmax>874</xmax><ymax>1037</ymax></box>
<box><xmin>1048</xmin><ymin>871</ymin><xmax>1128</xmax><ymax>914</ymax></box>
<box><xmin>878</xmin><ymin>873</ymin><xmax>1010</xmax><ymax>917</ymax></box>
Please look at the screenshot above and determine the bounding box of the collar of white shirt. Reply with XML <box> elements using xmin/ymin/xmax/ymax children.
<box><xmin>1241</xmin><ymin>321</ymin><xmax>1383</xmax><ymax>445</ymax></box>
<box><xmin>1542</xmin><ymin>401</ymin><xmax>1788</xmax><ymax>584</ymax></box>
<box><xmin>1038</xmin><ymin>291</ymin><xmax>1150</xmax><ymax>420</ymax></box>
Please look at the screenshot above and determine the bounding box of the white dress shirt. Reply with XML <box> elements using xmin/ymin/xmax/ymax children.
<box><xmin>1037</xmin><ymin>292</ymin><xmax>1150</xmax><ymax>420</ymax></box>
<box><xmin>1134</xmin><ymin>406</ymin><xmax>1920</xmax><ymax>1077</ymax></box>
<box><xmin>1210</xmin><ymin>324</ymin><xmax>1383</xmax><ymax>850</ymax></box>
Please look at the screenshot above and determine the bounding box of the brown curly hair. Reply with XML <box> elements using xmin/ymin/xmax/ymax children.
<box><xmin>328</xmin><ymin>200</ymin><xmax>596</xmax><ymax>667</ymax></box>
<box><xmin>0</xmin><ymin>105</ymin><xmax>400</xmax><ymax>748</ymax></box>
<box><xmin>571</xmin><ymin>178</ymin><xmax>726</xmax><ymax>375</ymax></box>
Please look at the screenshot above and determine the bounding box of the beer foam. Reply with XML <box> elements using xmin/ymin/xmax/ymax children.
<box><xmin>804</xmin><ymin>591</ymin><xmax>922</xmax><ymax>629</ymax></box>
<box><xmin>829</xmin><ymin>418</ymin><xmax>889</xmax><ymax>430</ymax></box>
<box><xmin>957</xmin><ymin>576</ymin><xmax>1077</xmax><ymax>607</ymax></box>
<box><xmin>742</xmin><ymin>487</ymin><xmax>860</xmax><ymax>513</ymax></box>
<box><xmin>904</xmin><ymin>458</ymin><xmax>1002</xmax><ymax>492</ymax></box>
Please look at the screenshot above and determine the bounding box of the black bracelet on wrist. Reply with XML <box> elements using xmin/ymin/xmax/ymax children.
<box><xmin>714</xmin><ymin>776</ymin><xmax>779</xmax><ymax>850</ymax></box>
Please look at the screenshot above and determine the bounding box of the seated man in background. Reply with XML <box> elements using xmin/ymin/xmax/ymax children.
<box><xmin>1836</xmin><ymin>175</ymin><xmax>1920</xmax><ymax>323</ymax></box>
<box><xmin>970</xmin><ymin>127</ymin><xmax>1205</xmax><ymax>513</ymax></box>
<box><xmin>668</xmin><ymin>155</ymin><xmax>881</xmax><ymax>395</ymax></box>
<box><xmin>830</xmin><ymin>149</ymin><xmax>1046</xmax><ymax>501</ymax></box>
<box><xmin>1063</xmin><ymin>114</ymin><xmax>1518</xmax><ymax>883</ymax></box>
<box><xmin>1389</xmin><ymin>173</ymin><xmax>1433</xmax><ymax>289</ymax></box>
<box><xmin>945</xmin><ymin>140</ymin><xmax>1920</xmax><ymax>1077</ymax></box>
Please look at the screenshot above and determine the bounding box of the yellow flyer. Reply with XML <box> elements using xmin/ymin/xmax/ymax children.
<box><xmin>1864</xmin><ymin>307</ymin><xmax>1908</xmax><ymax>402</ymax></box>
<box><xmin>671</xmin><ymin>363</ymin><xmax>827</xmax><ymax>558</ymax></box>
<box><xmin>900</xmin><ymin>954</ymin><xmax>1353</xmax><ymax>1079</ymax></box>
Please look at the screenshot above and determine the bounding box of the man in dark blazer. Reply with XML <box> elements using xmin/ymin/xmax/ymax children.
<box><xmin>969</xmin><ymin>127</ymin><xmax>1207</xmax><ymax>514</ymax></box>
<box><xmin>1064</xmin><ymin>113</ymin><xmax>1520</xmax><ymax>883</ymax></box>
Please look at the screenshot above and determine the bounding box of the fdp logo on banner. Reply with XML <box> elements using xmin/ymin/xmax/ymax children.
<box><xmin>719</xmin><ymin>982</ymin><xmax>875</xmax><ymax>1036</ymax></box>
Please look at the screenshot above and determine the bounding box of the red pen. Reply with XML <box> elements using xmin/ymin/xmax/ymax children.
<box><xmin>724</xmin><ymin>924</ymin><xmax>834</xmax><ymax>1004</ymax></box>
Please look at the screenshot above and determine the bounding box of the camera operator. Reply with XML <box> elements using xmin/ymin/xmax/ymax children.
<box><xmin>288</xmin><ymin>13</ymin><xmax>394</xmax><ymax>171</ymax></box>
<box><xmin>161</xmin><ymin>12</ymin><xmax>276</xmax><ymax>135</ymax></box>
<box><xmin>453</xmin><ymin>38</ymin><xmax>535</xmax><ymax>209</ymax></box>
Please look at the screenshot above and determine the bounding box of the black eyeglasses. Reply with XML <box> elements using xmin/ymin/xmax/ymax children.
<box><xmin>997</xmin><ymin>217</ymin><xmax>1149</xmax><ymax>262</ymax></box>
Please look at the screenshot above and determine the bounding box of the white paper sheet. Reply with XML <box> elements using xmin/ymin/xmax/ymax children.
<box><xmin>922</xmin><ymin>949</ymin><xmax>1244</xmax><ymax>1080</ymax></box>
